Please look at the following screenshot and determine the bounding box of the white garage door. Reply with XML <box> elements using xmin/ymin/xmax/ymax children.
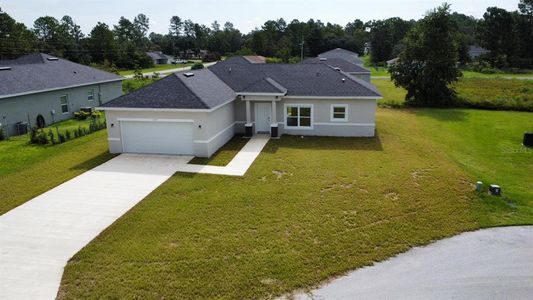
<box><xmin>120</xmin><ymin>121</ymin><xmax>194</xmax><ymax>155</ymax></box>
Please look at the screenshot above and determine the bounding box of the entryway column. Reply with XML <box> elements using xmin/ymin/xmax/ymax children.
<box><xmin>270</xmin><ymin>100</ymin><xmax>279</xmax><ymax>139</ymax></box>
<box><xmin>244</xmin><ymin>100</ymin><xmax>253</xmax><ymax>138</ymax></box>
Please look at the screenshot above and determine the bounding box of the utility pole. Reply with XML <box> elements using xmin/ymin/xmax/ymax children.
<box><xmin>300</xmin><ymin>39</ymin><xmax>305</xmax><ymax>62</ymax></box>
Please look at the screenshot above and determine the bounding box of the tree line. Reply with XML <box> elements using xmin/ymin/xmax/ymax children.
<box><xmin>0</xmin><ymin>1</ymin><xmax>532</xmax><ymax>70</ymax></box>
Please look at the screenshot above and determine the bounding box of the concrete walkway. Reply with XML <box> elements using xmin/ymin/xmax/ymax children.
<box><xmin>290</xmin><ymin>226</ymin><xmax>533</xmax><ymax>300</ymax></box>
<box><xmin>176</xmin><ymin>134</ymin><xmax>270</xmax><ymax>176</ymax></box>
<box><xmin>0</xmin><ymin>155</ymin><xmax>193</xmax><ymax>300</ymax></box>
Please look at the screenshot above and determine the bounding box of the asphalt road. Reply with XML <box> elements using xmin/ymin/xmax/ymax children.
<box><xmin>289</xmin><ymin>226</ymin><xmax>533</xmax><ymax>300</ymax></box>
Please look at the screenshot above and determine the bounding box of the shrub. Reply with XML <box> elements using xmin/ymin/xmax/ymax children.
<box><xmin>58</xmin><ymin>133</ymin><xmax>66</xmax><ymax>144</ymax></box>
<box><xmin>191</xmin><ymin>62</ymin><xmax>204</xmax><ymax>70</ymax></box>
<box><xmin>265</xmin><ymin>57</ymin><xmax>283</xmax><ymax>64</ymax></box>
<box><xmin>48</xmin><ymin>130</ymin><xmax>55</xmax><ymax>144</ymax></box>
<box><xmin>65</xmin><ymin>129</ymin><xmax>71</xmax><ymax>140</ymax></box>
<box><xmin>74</xmin><ymin>111</ymin><xmax>90</xmax><ymax>120</ymax></box>
<box><xmin>152</xmin><ymin>72</ymin><xmax>160</xmax><ymax>79</ymax></box>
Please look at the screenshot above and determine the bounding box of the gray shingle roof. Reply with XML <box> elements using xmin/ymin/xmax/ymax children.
<box><xmin>318</xmin><ymin>48</ymin><xmax>364</xmax><ymax>65</ymax></box>
<box><xmin>146</xmin><ymin>51</ymin><xmax>168</xmax><ymax>60</ymax></box>
<box><xmin>302</xmin><ymin>57</ymin><xmax>370</xmax><ymax>73</ymax></box>
<box><xmin>0</xmin><ymin>53</ymin><xmax>123</xmax><ymax>98</ymax></box>
<box><xmin>209</xmin><ymin>57</ymin><xmax>381</xmax><ymax>97</ymax></box>
<box><xmin>101</xmin><ymin>69</ymin><xmax>235</xmax><ymax>109</ymax></box>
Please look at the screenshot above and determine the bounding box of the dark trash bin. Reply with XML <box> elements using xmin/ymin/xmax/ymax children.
<box><xmin>15</xmin><ymin>122</ymin><xmax>28</xmax><ymax>135</ymax></box>
<box><xmin>524</xmin><ymin>132</ymin><xmax>533</xmax><ymax>147</ymax></box>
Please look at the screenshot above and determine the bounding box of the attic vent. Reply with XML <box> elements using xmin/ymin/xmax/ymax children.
<box><xmin>0</xmin><ymin>67</ymin><xmax>12</xmax><ymax>71</ymax></box>
<box><xmin>334</xmin><ymin>67</ymin><xmax>341</xmax><ymax>71</ymax></box>
<box><xmin>319</xmin><ymin>57</ymin><xmax>328</xmax><ymax>61</ymax></box>
<box><xmin>183</xmin><ymin>72</ymin><xmax>195</xmax><ymax>77</ymax></box>
<box><xmin>47</xmin><ymin>57</ymin><xmax>59</xmax><ymax>61</ymax></box>
<box><xmin>342</xmin><ymin>78</ymin><xmax>346</xmax><ymax>83</ymax></box>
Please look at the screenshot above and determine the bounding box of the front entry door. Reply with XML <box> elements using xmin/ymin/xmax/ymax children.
<box><xmin>255</xmin><ymin>103</ymin><xmax>271</xmax><ymax>133</ymax></box>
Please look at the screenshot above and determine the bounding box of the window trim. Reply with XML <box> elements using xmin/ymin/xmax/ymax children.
<box><xmin>330</xmin><ymin>104</ymin><xmax>348</xmax><ymax>122</ymax></box>
<box><xmin>87</xmin><ymin>89</ymin><xmax>95</xmax><ymax>102</ymax></box>
<box><xmin>60</xmin><ymin>94</ymin><xmax>69</xmax><ymax>114</ymax></box>
<box><xmin>284</xmin><ymin>103</ymin><xmax>314</xmax><ymax>130</ymax></box>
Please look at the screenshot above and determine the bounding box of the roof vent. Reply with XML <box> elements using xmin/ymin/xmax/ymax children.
<box><xmin>342</xmin><ymin>78</ymin><xmax>346</xmax><ymax>83</ymax></box>
<box><xmin>229</xmin><ymin>67</ymin><xmax>232</xmax><ymax>73</ymax></box>
<box><xmin>183</xmin><ymin>72</ymin><xmax>195</xmax><ymax>77</ymax></box>
<box><xmin>334</xmin><ymin>67</ymin><xmax>341</xmax><ymax>71</ymax></box>
<box><xmin>47</xmin><ymin>57</ymin><xmax>59</xmax><ymax>61</ymax></box>
<box><xmin>0</xmin><ymin>67</ymin><xmax>12</xmax><ymax>71</ymax></box>
<box><xmin>319</xmin><ymin>57</ymin><xmax>328</xmax><ymax>61</ymax></box>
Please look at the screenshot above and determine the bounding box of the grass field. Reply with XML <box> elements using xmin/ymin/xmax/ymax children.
<box><xmin>462</xmin><ymin>71</ymin><xmax>533</xmax><ymax>79</ymax></box>
<box><xmin>58</xmin><ymin>108</ymin><xmax>532</xmax><ymax>299</ymax></box>
<box><xmin>118</xmin><ymin>64</ymin><xmax>193</xmax><ymax>76</ymax></box>
<box><xmin>0</xmin><ymin>129</ymin><xmax>114</xmax><ymax>215</ymax></box>
<box><xmin>374</xmin><ymin>78</ymin><xmax>533</xmax><ymax>111</ymax></box>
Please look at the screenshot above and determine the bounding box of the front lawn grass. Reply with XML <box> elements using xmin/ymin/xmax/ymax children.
<box><xmin>188</xmin><ymin>135</ymin><xmax>248</xmax><ymax>166</ymax></box>
<box><xmin>118</xmin><ymin>64</ymin><xmax>192</xmax><ymax>76</ymax></box>
<box><xmin>58</xmin><ymin>108</ymin><xmax>532</xmax><ymax>299</ymax></box>
<box><xmin>0</xmin><ymin>120</ymin><xmax>114</xmax><ymax>215</ymax></box>
<box><xmin>374</xmin><ymin>78</ymin><xmax>533</xmax><ymax>111</ymax></box>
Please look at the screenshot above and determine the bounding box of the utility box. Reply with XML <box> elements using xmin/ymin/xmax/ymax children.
<box><xmin>524</xmin><ymin>132</ymin><xmax>533</xmax><ymax>147</ymax></box>
<box><xmin>15</xmin><ymin>121</ymin><xmax>28</xmax><ymax>135</ymax></box>
<box><xmin>489</xmin><ymin>184</ymin><xmax>501</xmax><ymax>196</ymax></box>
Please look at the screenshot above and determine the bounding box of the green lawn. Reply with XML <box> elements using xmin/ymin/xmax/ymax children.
<box><xmin>462</xmin><ymin>71</ymin><xmax>533</xmax><ymax>79</ymax></box>
<box><xmin>188</xmin><ymin>135</ymin><xmax>248</xmax><ymax>166</ymax></box>
<box><xmin>374</xmin><ymin>77</ymin><xmax>533</xmax><ymax>111</ymax></box>
<box><xmin>119</xmin><ymin>64</ymin><xmax>193</xmax><ymax>76</ymax></box>
<box><xmin>0</xmin><ymin>119</ymin><xmax>115</xmax><ymax>215</ymax></box>
<box><xmin>58</xmin><ymin>108</ymin><xmax>532</xmax><ymax>299</ymax></box>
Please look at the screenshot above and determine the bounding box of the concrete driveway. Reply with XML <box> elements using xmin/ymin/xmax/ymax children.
<box><xmin>0</xmin><ymin>154</ymin><xmax>192</xmax><ymax>300</ymax></box>
<box><xmin>291</xmin><ymin>226</ymin><xmax>533</xmax><ymax>300</ymax></box>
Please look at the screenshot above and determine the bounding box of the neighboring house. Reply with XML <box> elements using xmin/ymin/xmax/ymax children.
<box><xmin>0</xmin><ymin>53</ymin><xmax>123</xmax><ymax>136</ymax></box>
<box><xmin>146</xmin><ymin>51</ymin><xmax>169</xmax><ymax>65</ymax></box>
<box><xmin>318</xmin><ymin>48</ymin><xmax>364</xmax><ymax>66</ymax></box>
<box><xmin>468</xmin><ymin>46</ymin><xmax>490</xmax><ymax>60</ymax></box>
<box><xmin>243</xmin><ymin>55</ymin><xmax>267</xmax><ymax>64</ymax></box>
<box><xmin>302</xmin><ymin>57</ymin><xmax>371</xmax><ymax>82</ymax></box>
<box><xmin>99</xmin><ymin>55</ymin><xmax>382</xmax><ymax>157</ymax></box>
<box><xmin>386</xmin><ymin>57</ymin><xmax>399</xmax><ymax>67</ymax></box>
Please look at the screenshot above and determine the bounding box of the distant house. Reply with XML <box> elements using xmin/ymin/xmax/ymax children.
<box><xmin>386</xmin><ymin>57</ymin><xmax>399</xmax><ymax>67</ymax></box>
<box><xmin>302</xmin><ymin>57</ymin><xmax>371</xmax><ymax>82</ymax></box>
<box><xmin>318</xmin><ymin>48</ymin><xmax>364</xmax><ymax>66</ymax></box>
<box><xmin>0</xmin><ymin>53</ymin><xmax>123</xmax><ymax>136</ymax></box>
<box><xmin>146</xmin><ymin>51</ymin><xmax>170</xmax><ymax>65</ymax></box>
<box><xmin>468</xmin><ymin>46</ymin><xmax>490</xmax><ymax>60</ymax></box>
<box><xmin>243</xmin><ymin>55</ymin><xmax>267</xmax><ymax>64</ymax></box>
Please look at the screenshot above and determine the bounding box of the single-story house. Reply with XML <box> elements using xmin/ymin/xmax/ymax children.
<box><xmin>99</xmin><ymin>55</ymin><xmax>382</xmax><ymax>157</ymax></box>
<box><xmin>318</xmin><ymin>48</ymin><xmax>364</xmax><ymax>66</ymax></box>
<box><xmin>302</xmin><ymin>57</ymin><xmax>371</xmax><ymax>82</ymax></box>
<box><xmin>468</xmin><ymin>46</ymin><xmax>490</xmax><ymax>60</ymax></box>
<box><xmin>0</xmin><ymin>53</ymin><xmax>123</xmax><ymax>136</ymax></box>
<box><xmin>146</xmin><ymin>51</ymin><xmax>169</xmax><ymax>65</ymax></box>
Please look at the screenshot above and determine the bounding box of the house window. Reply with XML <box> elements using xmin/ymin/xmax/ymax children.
<box><xmin>285</xmin><ymin>104</ymin><xmax>312</xmax><ymax>129</ymax></box>
<box><xmin>88</xmin><ymin>89</ymin><xmax>94</xmax><ymax>101</ymax></box>
<box><xmin>331</xmin><ymin>104</ymin><xmax>348</xmax><ymax>122</ymax></box>
<box><xmin>60</xmin><ymin>95</ymin><xmax>69</xmax><ymax>114</ymax></box>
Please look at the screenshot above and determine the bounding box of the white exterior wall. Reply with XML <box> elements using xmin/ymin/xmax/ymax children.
<box><xmin>103</xmin><ymin>100</ymin><xmax>235</xmax><ymax>157</ymax></box>
<box><xmin>234</xmin><ymin>97</ymin><xmax>377</xmax><ymax>137</ymax></box>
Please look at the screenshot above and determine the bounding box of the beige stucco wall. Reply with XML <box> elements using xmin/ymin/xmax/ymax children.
<box><xmin>103</xmin><ymin>100</ymin><xmax>235</xmax><ymax>157</ymax></box>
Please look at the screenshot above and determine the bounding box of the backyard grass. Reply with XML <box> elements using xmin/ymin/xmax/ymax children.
<box><xmin>462</xmin><ymin>71</ymin><xmax>533</xmax><ymax>79</ymax></box>
<box><xmin>58</xmin><ymin>108</ymin><xmax>533</xmax><ymax>299</ymax></box>
<box><xmin>118</xmin><ymin>64</ymin><xmax>193</xmax><ymax>76</ymax></box>
<box><xmin>0</xmin><ymin>120</ymin><xmax>114</xmax><ymax>215</ymax></box>
<box><xmin>188</xmin><ymin>135</ymin><xmax>248</xmax><ymax>166</ymax></box>
<box><xmin>374</xmin><ymin>78</ymin><xmax>533</xmax><ymax>111</ymax></box>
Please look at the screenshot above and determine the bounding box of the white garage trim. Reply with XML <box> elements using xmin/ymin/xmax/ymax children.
<box><xmin>117</xmin><ymin>117</ymin><xmax>194</xmax><ymax>123</ymax></box>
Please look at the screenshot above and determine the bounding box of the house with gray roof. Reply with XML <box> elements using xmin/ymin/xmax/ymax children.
<box><xmin>0</xmin><ymin>53</ymin><xmax>123</xmax><ymax>136</ymax></box>
<box><xmin>100</xmin><ymin>54</ymin><xmax>382</xmax><ymax>157</ymax></box>
<box><xmin>146</xmin><ymin>51</ymin><xmax>170</xmax><ymax>65</ymax></box>
<box><xmin>302</xmin><ymin>57</ymin><xmax>371</xmax><ymax>82</ymax></box>
<box><xmin>318</xmin><ymin>48</ymin><xmax>364</xmax><ymax>65</ymax></box>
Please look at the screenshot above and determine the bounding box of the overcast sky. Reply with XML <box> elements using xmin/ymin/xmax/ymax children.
<box><xmin>2</xmin><ymin>0</ymin><xmax>520</xmax><ymax>34</ymax></box>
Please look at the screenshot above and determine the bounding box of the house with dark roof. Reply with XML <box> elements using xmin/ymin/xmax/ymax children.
<box><xmin>318</xmin><ymin>48</ymin><xmax>364</xmax><ymax>65</ymax></box>
<box><xmin>0</xmin><ymin>53</ymin><xmax>123</xmax><ymax>136</ymax></box>
<box><xmin>146</xmin><ymin>51</ymin><xmax>171</xmax><ymax>65</ymax></box>
<box><xmin>468</xmin><ymin>46</ymin><xmax>490</xmax><ymax>60</ymax></box>
<box><xmin>302</xmin><ymin>57</ymin><xmax>371</xmax><ymax>82</ymax></box>
<box><xmin>99</xmin><ymin>55</ymin><xmax>382</xmax><ymax>157</ymax></box>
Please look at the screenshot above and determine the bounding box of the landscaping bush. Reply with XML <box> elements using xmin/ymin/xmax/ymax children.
<box><xmin>29</xmin><ymin>128</ymin><xmax>48</xmax><ymax>145</ymax></box>
<box><xmin>74</xmin><ymin>111</ymin><xmax>91</xmax><ymax>120</ymax></box>
<box><xmin>191</xmin><ymin>62</ymin><xmax>204</xmax><ymax>70</ymax></box>
<box><xmin>48</xmin><ymin>130</ymin><xmax>55</xmax><ymax>144</ymax></box>
<box><xmin>65</xmin><ymin>129</ymin><xmax>71</xmax><ymax>140</ymax></box>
